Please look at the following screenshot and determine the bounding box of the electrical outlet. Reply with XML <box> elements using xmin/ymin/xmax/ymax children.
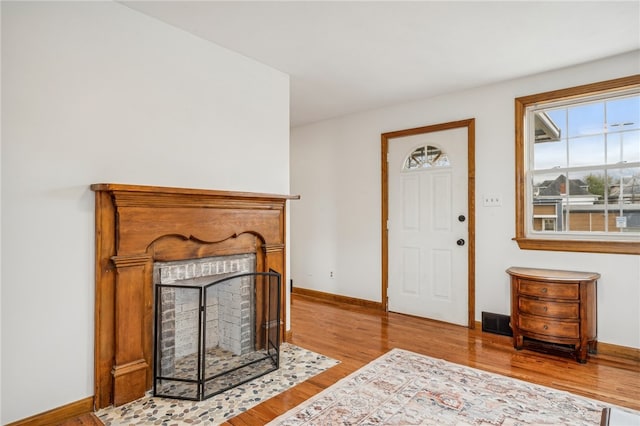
<box><xmin>330</xmin><ymin>271</ymin><xmax>334</xmax><ymax>278</ymax></box>
<box><xmin>483</xmin><ymin>194</ymin><xmax>502</xmax><ymax>207</ymax></box>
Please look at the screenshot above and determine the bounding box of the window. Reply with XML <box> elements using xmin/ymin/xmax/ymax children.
<box><xmin>542</xmin><ymin>218</ymin><xmax>556</xmax><ymax>231</ymax></box>
<box><xmin>515</xmin><ymin>75</ymin><xmax>640</xmax><ymax>255</ymax></box>
<box><xmin>404</xmin><ymin>145</ymin><xmax>450</xmax><ymax>171</ymax></box>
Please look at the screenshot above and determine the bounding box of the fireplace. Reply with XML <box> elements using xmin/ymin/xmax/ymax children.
<box><xmin>153</xmin><ymin>254</ymin><xmax>281</xmax><ymax>400</ymax></box>
<box><xmin>91</xmin><ymin>184</ymin><xmax>297</xmax><ymax>408</ymax></box>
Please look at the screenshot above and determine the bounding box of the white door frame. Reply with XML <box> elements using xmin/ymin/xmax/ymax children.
<box><xmin>381</xmin><ymin>119</ymin><xmax>476</xmax><ymax>328</ymax></box>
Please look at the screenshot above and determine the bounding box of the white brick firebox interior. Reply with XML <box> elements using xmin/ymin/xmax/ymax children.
<box><xmin>154</xmin><ymin>254</ymin><xmax>256</xmax><ymax>378</ymax></box>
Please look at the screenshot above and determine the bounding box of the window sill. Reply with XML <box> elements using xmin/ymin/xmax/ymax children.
<box><xmin>513</xmin><ymin>237</ymin><xmax>640</xmax><ymax>255</ymax></box>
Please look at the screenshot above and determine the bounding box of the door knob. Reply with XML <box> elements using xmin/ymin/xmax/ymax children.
<box><xmin>457</xmin><ymin>239</ymin><xmax>465</xmax><ymax>246</ymax></box>
<box><xmin>458</xmin><ymin>215</ymin><xmax>466</xmax><ymax>222</ymax></box>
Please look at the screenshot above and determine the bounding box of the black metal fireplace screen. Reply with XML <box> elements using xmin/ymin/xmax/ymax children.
<box><xmin>153</xmin><ymin>271</ymin><xmax>281</xmax><ymax>401</ymax></box>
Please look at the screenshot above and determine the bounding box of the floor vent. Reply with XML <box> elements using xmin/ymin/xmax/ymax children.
<box><xmin>481</xmin><ymin>312</ymin><xmax>513</xmax><ymax>337</ymax></box>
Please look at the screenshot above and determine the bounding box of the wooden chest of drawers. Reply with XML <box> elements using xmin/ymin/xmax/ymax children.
<box><xmin>507</xmin><ymin>267</ymin><xmax>599</xmax><ymax>363</ymax></box>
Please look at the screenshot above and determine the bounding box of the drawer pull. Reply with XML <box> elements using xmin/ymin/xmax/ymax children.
<box><xmin>543</xmin><ymin>306</ymin><xmax>548</xmax><ymax>312</ymax></box>
<box><xmin>542</xmin><ymin>287</ymin><xmax>548</xmax><ymax>293</ymax></box>
<box><xmin>543</xmin><ymin>325</ymin><xmax>549</xmax><ymax>330</ymax></box>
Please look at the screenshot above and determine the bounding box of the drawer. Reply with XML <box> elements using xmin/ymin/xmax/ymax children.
<box><xmin>519</xmin><ymin>280</ymin><xmax>579</xmax><ymax>300</ymax></box>
<box><xmin>518</xmin><ymin>297</ymin><xmax>579</xmax><ymax>319</ymax></box>
<box><xmin>518</xmin><ymin>314</ymin><xmax>579</xmax><ymax>339</ymax></box>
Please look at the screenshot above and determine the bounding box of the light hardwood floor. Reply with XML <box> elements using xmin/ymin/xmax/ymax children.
<box><xmin>227</xmin><ymin>293</ymin><xmax>640</xmax><ymax>425</ymax></box>
<box><xmin>65</xmin><ymin>293</ymin><xmax>640</xmax><ymax>425</ymax></box>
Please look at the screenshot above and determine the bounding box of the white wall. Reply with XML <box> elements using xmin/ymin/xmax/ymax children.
<box><xmin>290</xmin><ymin>50</ymin><xmax>640</xmax><ymax>349</ymax></box>
<box><xmin>1</xmin><ymin>2</ymin><xmax>289</xmax><ymax>423</ymax></box>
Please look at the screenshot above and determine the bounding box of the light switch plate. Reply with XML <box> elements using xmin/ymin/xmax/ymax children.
<box><xmin>483</xmin><ymin>194</ymin><xmax>502</xmax><ymax>207</ymax></box>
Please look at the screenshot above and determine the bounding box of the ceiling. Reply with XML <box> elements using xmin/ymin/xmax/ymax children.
<box><xmin>121</xmin><ymin>1</ymin><xmax>640</xmax><ymax>127</ymax></box>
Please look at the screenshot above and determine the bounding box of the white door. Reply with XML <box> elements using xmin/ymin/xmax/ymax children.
<box><xmin>387</xmin><ymin>127</ymin><xmax>468</xmax><ymax>326</ymax></box>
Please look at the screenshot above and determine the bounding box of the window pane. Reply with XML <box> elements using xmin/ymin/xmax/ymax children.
<box><xmin>532</xmin><ymin>172</ymin><xmax>567</xmax><ymax>198</ymax></box>
<box><xmin>606</xmin><ymin>96</ymin><xmax>640</xmax><ymax>132</ymax></box>
<box><xmin>406</xmin><ymin>147</ymin><xmax>425</xmax><ymax>169</ymax></box>
<box><xmin>568</xmin><ymin>102</ymin><xmax>604</xmax><ymax>138</ymax></box>
<box><xmin>531</xmin><ymin>172</ymin><xmax>567</xmax><ymax>232</ymax></box>
<box><xmin>568</xmin><ymin>135</ymin><xmax>605</xmax><ymax>167</ymax></box>
<box><xmin>607</xmin><ymin>167</ymin><xmax>640</xmax><ymax>233</ymax></box>
<box><xmin>582</xmin><ymin>171</ymin><xmax>609</xmax><ymax>205</ymax></box>
<box><xmin>533</xmin><ymin>139</ymin><xmax>567</xmax><ymax>170</ymax></box>
<box><xmin>625</xmin><ymin>130</ymin><xmax>640</xmax><ymax>163</ymax></box>
<box><xmin>564</xmin><ymin>171</ymin><xmax>602</xmax><ymax>232</ymax></box>
<box><xmin>427</xmin><ymin>145</ymin><xmax>450</xmax><ymax>167</ymax></box>
<box><xmin>607</xmin><ymin>129</ymin><xmax>640</xmax><ymax>164</ymax></box>
<box><xmin>547</xmin><ymin>109</ymin><xmax>567</xmax><ymax>138</ymax></box>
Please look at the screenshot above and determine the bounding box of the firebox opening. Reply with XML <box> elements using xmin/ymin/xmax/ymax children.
<box><xmin>152</xmin><ymin>254</ymin><xmax>280</xmax><ymax>401</ymax></box>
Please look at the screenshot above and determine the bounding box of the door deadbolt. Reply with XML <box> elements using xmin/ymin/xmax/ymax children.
<box><xmin>457</xmin><ymin>239</ymin><xmax>465</xmax><ymax>246</ymax></box>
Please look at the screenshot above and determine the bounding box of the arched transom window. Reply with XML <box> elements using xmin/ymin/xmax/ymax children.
<box><xmin>404</xmin><ymin>145</ymin><xmax>450</xmax><ymax>170</ymax></box>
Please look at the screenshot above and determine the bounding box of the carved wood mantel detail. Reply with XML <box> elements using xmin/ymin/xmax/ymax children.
<box><xmin>91</xmin><ymin>183</ymin><xmax>298</xmax><ymax>409</ymax></box>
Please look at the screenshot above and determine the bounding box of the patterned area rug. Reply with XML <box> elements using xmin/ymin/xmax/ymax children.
<box><xmin>268</xmin><ymin>348</ymin><xmax>639</xmax><ymax>425</ymax></box>
<box><xmin>97</xmin><ymin>343</ymin><xmax>339</xmax><ymax>425</ymax></box>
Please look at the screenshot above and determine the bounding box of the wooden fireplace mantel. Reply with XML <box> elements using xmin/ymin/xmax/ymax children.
<box><xmin>91</xmin><ymin>183</ymin><xmax>298</xmax><ymax>409</ymax></box>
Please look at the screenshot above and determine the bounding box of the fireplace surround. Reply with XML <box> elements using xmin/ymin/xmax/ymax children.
<box><xmin>91</xmin><ymin>183</ymin><xmax>297</xmax><ymax>408</ymax></box>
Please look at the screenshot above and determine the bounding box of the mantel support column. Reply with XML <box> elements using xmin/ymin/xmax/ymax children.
<box><xmin>111</xmin><ymin>254</ymin><xmax>153</xmax><ymax>406</ymax></box>
<box><xmin>263</xmin><ymin>243</ymin><xmax>286</xmax><ymax>342</ymax></box>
